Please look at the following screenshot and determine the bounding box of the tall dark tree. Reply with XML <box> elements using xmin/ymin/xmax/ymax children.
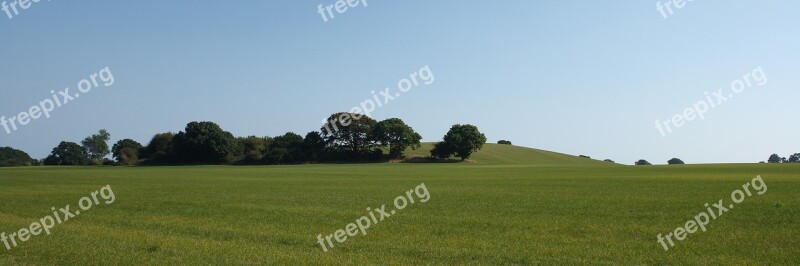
<box><xmin>0</xmin><ymin>147</ymin><xmax>34</xmax><ymax>167</ymax></box>
<box><xmin>112</xmin><ymin>139</ymin><xmax>143</xmax><ymax>165</ymax></box>
<box><xmin>431</xmin><ymin>124</ymin><xmax>487</xmax><ymax>161</ymax></box>
<box><xmin>172</xmin><ymin>122</ymin><xmax>239</xmax><ymax>163</ymax></box>
<box><xmin>373</xmin><ymin>118</ymin><xmax>422</xmax><ymax>159</ymax></box>
<box><xmin>45</xmin><ymin>141</ymin><xmax>89</xmax><ymax>166</ymax></box>
<box><xmin>320</xmin><ymin>112</ymin><xmax>378</xmax><ymax>153</ymax></box>
<box><xmin>768</xmin><ymin>154</ymin><xmax>782</xmax><ymax>163</ymax></box>
<box><xmin>266</xmin><ymin>132</ymin><xmax>305</xmax><ymax>163</ymax></box>
<box><xmin>303</xmin><ymin>131</ymin><xmax>326</xmax><ymax>162</ymax></box>
<box><xmin>635</xmin><ymin>159</ymin><xmax>652</xmax><ymax>166</ymax></box>
<box><xmin>81</xmin><ymin>129</ymin><xmax>111</xmax><ymax>165</ymax></box>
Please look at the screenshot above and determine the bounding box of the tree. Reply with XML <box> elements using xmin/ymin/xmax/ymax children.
<box><xmin>604</xmin><ymin>159</ymin><xmax>615</xmax><ymax>163</ymax></box>
<box><xmin>112</xmin><ymin>139</ymin><xmax>143</xmax><ymax>165</ymax></box>
<box><xmin>143</xmin><ymin>132</ymin><xmax>175</xmax><ymax>161</ymax></box>
<box><xmin>238</xmin><ymin>136</ymin><xmax>269</xmax><ymax>162</ymax></box>
<box><xmin>172</xmin><ymin>122</ymin><xmax>239</xmax><ymax>163</ymax></box>
<box><xmin>373</xmin><ymin>118</ymin><xmax>422</xmax><ymax>159</ymax></box>
<box><xmin>768</xmin><ymin>154</ymin><xmax>782</xmax><ymax>163</ymax></box>
<box><xmin>497</xmin><ymin>140</ymin><xmax>512</xmax><ymax>145</ymax></box>
<box><xmin>789</xmin><ymin>153</ymin><xmax>800</xmax><ymax>163</ymax></box>
<box><xmin>668</xmin><ymin>158</ymin><xmax>685</xmax><ymax>165</ymax></box>
<box><xmin>45</xmin><ymin>141</ymin><xmax>89</xmax><ymax>165</ymax></box>
<box><xmin>81</xmin><ymin>129</ymin><xmax>111</xmax><ymax>165</ymax></box>
<box><xmin>320</xmin><ymin>112</ymin><xmax>378</xmax><ymax>153</ymax></box>
<box><xmin>635</xmin><ymin>159</ymin><xmax>652</xmax><ymax>165</ymax></box>
<box><xmin>782</xmin><ymin>157</ymin><xmax>788</xmax><ymax>163</ymax></box>
<box><xmin>430</xmin><ymin>141</ymin><xmax>454</xmax><ymax>159</ymax></box>
<box><xmin>431</xmin><ymin>124</ymin><xmax>487</xmax><ymax>161</ymax></box>
<box><xmin>303</xmin><ymin>131</ymin><xmax>326</xmax><ymax>162</ymax></box>
<box><xmin>579</xmin><ymin>155</ymin><xmax>591</xmax><ymax>159</ymax></box>
<box><xmin>0</xmin><ymin>147</ymin><xmax>34</xmax><ymax>167</ymax></box>
<box><xmin>266</xmin><ymin>132</ymin><xmax>305</xmax><ymax>163</ymax></box>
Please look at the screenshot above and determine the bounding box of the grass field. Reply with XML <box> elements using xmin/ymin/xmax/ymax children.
<box><xmin>0</xmin><ymin>144</ymin><xmax>798</xmax><ymax>264</ymax></box>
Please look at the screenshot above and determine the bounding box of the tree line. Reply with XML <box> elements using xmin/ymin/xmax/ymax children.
<box><xmin>765</xmin><ymin>153</ymin><xmax>800</xmax><ymax>164</ymax></box>
<box><xmin>633</xmin><ymin>153</ymin><xmax>800</xmax><ymax>165</ymax></box>
<box><xmin>0</xmin><ymin>112</ymin><xmax>488</xmax><ymax>166</ymax></box>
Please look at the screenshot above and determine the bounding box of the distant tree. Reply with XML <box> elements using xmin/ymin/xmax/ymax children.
<box><xmin>768</xmin><ymin>154</ymin><xmax>782</xmax><ymax>163</ymax></box>
<box><xmin>320</xmin><ymin>112</ymin><xmax>378</xmax><ymax>153</ymax></box>
<box><xmin>81</xmin><ymin>129</ymin><xmax>111</xmax><ymax>165</ymax></box>
<box><xmin>668</xmin><ymin>158</ymin><xmax>685</xmax><ymax>165</ymax></box>
<box><xmin>782</xmin><ymin>157</ymin><xmax>788</xmax><ymax>163</ymax></box>
<box><xmin>0</xmin><ymin>147</ymin><xmax>34</xmax><ymax>167</ymax></box>
<box><xmin>604</xmin><ymin>159</ymin><xmax>615</xmax><ymax>163</ymax></box>
<box><xmin>431</xmin><ymin>124</ymin><xmax>487</xmax><ymax>161</ymax></box>
<box><xmin>373</xmin><ymin>118</ymin><xmax>422</xmax><ymax>159</ymax></box>
<box><xmin>143</xmin><ymin>132</ymin><xmax>175</xmax><ymax>161</ymax></box>
<box><xmin>759</xmin><ymin>161</ymin><xmax>766</xmax><ymax>164</ymax></box>
<box><xmin>497</xmin><ymin>140</ymin><xmax>512</xmax><ymax>145</ymax></box>
<box><xmin>266</xmin><ymin>132</ymin><xmax>305</xmax><ymax>164</ymax></box>
<box><xmin>112</xmin><ymin>139</ymin><xmax>143</xmax><ymax>165</ymax></box>
<box><xmin>635</xmin><ymin>159</ymin><xmax>652</xmax><ymax>166</ymax></box>
<box><xmin>238</xmin><ymin>136</ymin><xmax>269</xmax><ymax>162</ymax></box>
<box><xmin>45</xmin><ymin>141</ymin><xmax>89</xmax><ymax>165</ymax></box>
<box><xmin>789</xmin><ymin>153</ymin><xmax>800</xmax><ymax>163</ymax></box>
<box><xmin>303</xmin><ymin>131</ymin><xmax>326</xmax><ymax>162</ymax></box>
<box><xmin>579</xmin><ymin>155</ymin><xmax>591</xmax><ymax>159</ymax></box>
<box><xmin>173</xmin><ymin>122</ymin><xmax>239</xmax><ymax>163</ymax></box>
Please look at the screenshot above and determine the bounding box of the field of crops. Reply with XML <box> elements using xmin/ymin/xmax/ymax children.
<box><xmin>0</xmin><ymin>145</ymin><xmax>797</xmax><ymax>264</ymax></box>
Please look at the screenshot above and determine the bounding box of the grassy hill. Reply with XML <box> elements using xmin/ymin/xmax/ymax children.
<box><xmin>405</xmin><ymin>143</ymin><xmax>611</xmax><ymax>165</ymax></box>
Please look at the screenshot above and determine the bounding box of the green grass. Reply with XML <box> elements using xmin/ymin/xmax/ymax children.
<box><xmin>0</xmin><ymin>145</ymin><xmax>798</xmax><ymax>264</ymax></box>
<box><xmin>406</xmin><ymin>143</ymin><xmax>613</xmax><ymax>166</ymax></box>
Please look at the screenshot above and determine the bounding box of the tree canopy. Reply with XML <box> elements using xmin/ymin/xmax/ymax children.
<box><xmin>431</xmin><ymin>124</ymin><xmax>487</xmax><ymax>160</ymax></box>
<box><xmin>373</xmin><ymin>118</ymin><xmax>422</xmax><ymax>159</ymax></box>
<box><xmin>320</xmin><ymin>112</ymin><xmax>377</xmax><ymax>153</ymax></box>
<box><xmin>172</xmin><ymin>122</ymin><xmax>239</xmax><ymax>163</ymax></box>
<box><xmin>112</xmin><ymin>139</ymin><xmax>143</xmax><ymax>165</ymax></box>
<box><xmin>768</xmin><ymin>154</ymin><xmax>782</xmax><ymax>163</ymax></box>
<box><xmin>81</xmin><ymin>129</ymin><xmax>111</xmax><ymax>164</ymax></box>
<box><xmin>0</xmin><ymin>147</ymin><xmax>34</xmax><ymax>167</ymax></box>
<box><xmin>789</xmin><ymin>153</ymin><xmax>800</xmax><ymax>163</ymax></box>
<box><xmin>45</xmin><ymin>141</ymin><xmax>89</xmax><ymax>166</ymax></box>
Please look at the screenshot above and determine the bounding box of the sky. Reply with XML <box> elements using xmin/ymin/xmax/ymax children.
<box><xmin>0</xmin><ymin>0</ymin><xmax>798</xmax><ymax>164</ymax></box>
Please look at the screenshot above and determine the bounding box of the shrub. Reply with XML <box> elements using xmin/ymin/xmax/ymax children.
<box><xmin>668</xmin><ymin>158</ymin><xmax>685</xmax><ymax>165</ymax></box>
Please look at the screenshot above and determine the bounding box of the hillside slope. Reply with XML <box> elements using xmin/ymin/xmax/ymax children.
<box><xmin>404</xmin><ymin>143</ymin><xmax>612</xmax><ymax>165</ymax></box>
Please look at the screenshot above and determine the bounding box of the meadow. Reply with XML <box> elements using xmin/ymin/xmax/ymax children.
<box><xmin>0</xmin><ymin>144</ymin><xmax>798</xmax><ymax>264</ymax></box>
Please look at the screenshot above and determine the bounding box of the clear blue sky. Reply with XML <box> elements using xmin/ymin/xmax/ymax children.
<box><xmin>1</xmin><ymin>1</ymin><xmax>798</xmax><ymax>164</ymax></box>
